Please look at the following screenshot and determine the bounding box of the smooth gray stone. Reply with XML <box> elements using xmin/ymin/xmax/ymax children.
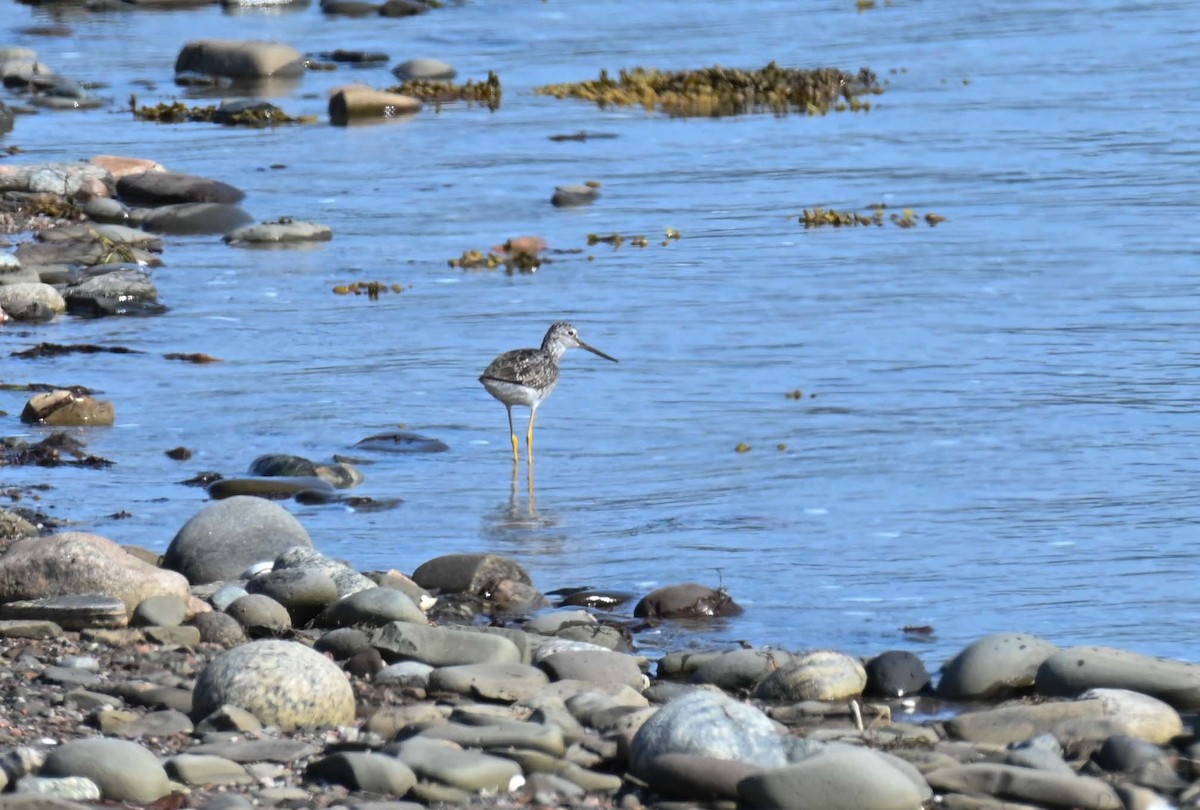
<box><xmin>39</xmin><ymin>666</ymin><xmax>100</xmax><ymax>687</ymax></box>
<box><xmin>174</xmin><ymin>40</ymin><xmax>305</xmax><ymax>80</ymax></box>
<box><xmin>306</xmin><ymin>752</ymin><xmax>415</xmax><ymax>795</ymax></box>
<box><xmin>539</xmin><ymin>649</ymin><xmax>645</xmax><ymax>690</ymax></box>
<box><xmin>0</xmin><ymin>282</ymin><xmax>65</xmax><ymax>321</ymax></box>
<box><xmin>225</xmin><ymin>593</ymin><xmax>291</xmax><ymax>634</ymax></box>
<box><xmin>320</xmin><ymin>586</ymin><xmax>427</xmax><ymax>628</ymax></box>
<box><xmin>428</xmin><ymin>662</ymin><xmax>549</xmax><ymax>701</ymax></box>
<box><xmin>224</xmin><ymin>220</ymin><xmax>332</xmax><ymax>245</ymax></box>
<box><xmin>925</xmin><ymin>763</ymin><xmax>1122</xmax><ymax>809</ymax></box>
<box><xmin>370</xmin><ymin>621</ymin><xmax>521</xmax><ymax>666</ymax></box>
<box><xmin>416</xmin><ymin>720</ymin><xmax>566</xmax><ymax>756</ymax></box>
<box><xmin>1006</xmin><ymin>745</ymin><xmax>1076</xmax><ymax>776</ymax></box>
<box><xmin>191</xmin><ymin>612</ymin><xmax>247</xmax><ymax>646</ymax></box>
<box><xmin>1079</xmin><ymin>688</ymin><xmax>1182</xmax><ymax>744</ymax></box>
<box><xmin>106</xmin><ymin>709</ymin><xmax>194</xmax><ymax>739</ymax></box>
<box><xmin>538</xmin><ymin>678</ymin><xmax>649</xmax><ymax>708</ymax></box>
<box><xmin>78</xmin><ymin>197</ymin><xmax>130</xmax><ymax>224</ymax></box>
<box><xmin>117</xmin><ymin>170</ymin><xmax>245</xmax><ymax>205</ymax></box>
<box><xmin>0</xmin><ymin>263</ymin><xmax>39</xmax><ymax>286</ymax></box>
<box><xmin>550</xmin><ymin>622</ymin><xmax>632</xmax><ymax>652</ymax></box>
<box><xmin>164</xmin><ymin>753</ymin><xmax>251</xmax><ymax>786</ymax></box>
<box><xmin>943</xmin><ymin>699</ymin><xmax>1106</xmax><ymax>745</ymax></box>
<box><xmin>192</xmin><ymin>639</ymin><xmax>355</xmax><ymax>729</ymax></box>
<box><xmin>738</xmin><ymin>744</ymin><xmax>930</xmax><ymax>809</ymax></box>
<box><xmin>656</xmin><ymin>650</ymin><xmax>724</xmax><ymax>679</ymax></box>
<box><xmin>752</xmin><ymin>650</ymin><xmax>867</xmax><ymax>701</ymax></box>
<box><xmin>132</xmin><ymin>595</ymin><xmax>187</xmax><ymax>628</ymax></box>
<box><xmin>140</xmin><ymin>203</ymin><xmax>253</xmax><ymax>235</ymax></box>
<box><xmin>193</xmin><ymin>704</ymin><xmax>263</xmax><ymax>734</ymax></box>
<box><xmin>639</xmin><ymin>753</ymin><xmax>765</xmax><ymax>800</ymax></box>
<box><xmin>0</xmin><ymin>595</ymin><xmax>125</xmax><ymax>630</ymax></box>
<box><xmin>208</xmin><ymin>476</ymin><xmax>335</xmax><ymax>501</ymax></box>
<box><xmin>391</xmin><ymin>58</ymin><xmax>456</xmax><ymax>81</ymax></box>
<box><xmin>315</xmin><ymin>627</ymin><xmax>373</xmax><ymax>660</ymax></box>
<box><xmin>629</xmin><ymin>689</ymin><xmax>786</xmax><ymax>778</ymax></box>
<box><xmin>939</xmin><ymin>632</ymin><xmax>1060</xmax><ymax>700</ymax></box>
<box><xmin>390</xmin><ymin>737</ymin><xmax>521</xmax><ymax>793</ymax></box>
<box><xmin>39</xmin><ymin>739</ymin><xmax>171</xmax><ymax>803</ymax></box>
<box><xmin>1037</xmin><ymin>646</ymin><xmax>1200</xmax><ymax>709</ymax></box>
<box><xmin>411</xmin><ymin>553</ymin><xmax>531</xmax><ymax>596</ymax></box>
<box><xmin>164</xmin><ymin>497</ymin><xmax>313</xmax><ymax>585</ymax></box>
<box><xmin>0</xmin><ymin>620</ymin><xmax>61</xmax><ymax>640</ymax></box>
<box><xmin>273</xmin><ymin>547</ymin><xmax>375</xmax><ymax>597</ymax></box>
<box><xmin>209</xmin><ymin>584</ymin><xmax>250</xmax><ymax>612</ymax></box>
<box><xmin>375</xmin><ymin>660</ymin><xmax>433</xmax><ymax>687</ymax></box>
<box><xmin>690</xmin><ymin>649</ymin><xmax>796</xmax><ymax>691</ymax></box>
<box><xmin>524</xmin><ymin>610</ymin><xmax>596</xmax><ymax>636</ymax></box>
<box><xmin>246</xmin><ymin>568</ymin><xmax>338</xmax><ymax>623</ymax></box>
<box><xmin>186</xmin><ymin>739</ymin><xmax>319</xmax><ymax>763</ymax></box>
<box><xmin>63</xmin><ymin>690</ymin><xmax>122</xmax><ymax>711</ymax></box>
<box><xmin>550</xmin><ymin>184</ymin><xmax>599</xmax><ymax>207</ymax></box>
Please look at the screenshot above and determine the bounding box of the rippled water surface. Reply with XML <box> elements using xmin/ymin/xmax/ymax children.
<box><xmin>3</xmin><ymin>0</ymin><xmax>1199</xmax><ymax>665</ymax></box>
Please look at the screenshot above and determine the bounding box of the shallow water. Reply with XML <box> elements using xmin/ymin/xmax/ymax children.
<box><xmin>2</xmin><ymin>0</ymin><xmax>1199</xmax><ymax>667</ymax></box>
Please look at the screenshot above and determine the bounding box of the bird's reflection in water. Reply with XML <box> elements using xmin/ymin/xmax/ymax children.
<box><xmin>481</xmin><ymin>456</ymin><xmax>566</xmax><ymax>551</ymax></box>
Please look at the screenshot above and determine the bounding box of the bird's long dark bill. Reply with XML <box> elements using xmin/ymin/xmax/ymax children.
<box><xmin>579</xmin><ymin>340</ymin><xmax>618</xmax><ymax>362</ymax></box>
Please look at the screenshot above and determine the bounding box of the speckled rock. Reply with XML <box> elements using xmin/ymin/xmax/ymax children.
<box><xmin>0</xmin><ymin>282</ymin><xmax>66</xmax><ymax>321</ymax></box>
<box><xmin>192</xmin><ymin>639</ymin><xmax>355</xmax><ymax>729</ymax></box>
<box><xmin>164</xmin><ymin>496</ymin><xmax>313</xmax><ymax>585</ymax></box>
<box><xmin>40</xmin><ymin>739</ymin><xmax>171</xmax><ymax>803</ymax></box>
<box><xmin>753</xmin><ymin>650</ymin><xmax>867</xmax><ymax>702</ymax></box>
<box><xmin>939</xmin><ymin>631</ymin><xmax>1059</xmax><ymax>700</ymax></box>
<box><xmin>273</xmin><ymin>547</ymin><xmax>375</xmax><ymax>597</ymax></box>
<box><xmin>0</xmin><ymin>532</ymin><xmax>189</xmax><ymax>617</ymax></box>
<box><xmin>191</xmin><ymin>611</ymin><xmax>248</xmax><ymax>646</ymax></box>
<box><xmin>1036</xmin><ymin>646</ymin><xmax>1200</xmax><ymax>709</ymax></box>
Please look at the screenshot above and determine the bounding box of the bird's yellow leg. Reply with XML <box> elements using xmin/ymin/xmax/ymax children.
<box><xmin>527</xmin><ymin>408</ymin><xmax>537</xmax><ymax>457</ymax></box>
<box><xmin>506</xmin><ymin>405</ymin><xmax>519</xmax><ymax>462</ymax></box>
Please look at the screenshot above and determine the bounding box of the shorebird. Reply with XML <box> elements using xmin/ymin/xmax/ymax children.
<box><xmin>479</xmin><ymin>321</ymin><xmax>618</xmax><ymax>461</ymax></box>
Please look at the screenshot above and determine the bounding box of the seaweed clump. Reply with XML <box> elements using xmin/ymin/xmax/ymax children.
<box><xmin>536</xmin><ymin>61</ymin><xmax>882</xmax><ymax>117</ymax></box>
<box><xmin>388</xmin><ymin>72</ymin><xmax>502</xmax><ymax>111</ymax></box>
<box><xmin>801</xmin><ymin>205</ymin><xmax>946</xmax><ymax>229</ymax></box>
<box><xmin>130</xmin><ymin>98</ymin><xmax>312</xmax><ymax>128</ymax></box>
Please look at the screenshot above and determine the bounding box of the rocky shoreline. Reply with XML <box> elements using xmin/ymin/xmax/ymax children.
<box><xmin>0</xmin><ymin>492</ymin><xmax>1196</xmax><ymax>809</ymax></box>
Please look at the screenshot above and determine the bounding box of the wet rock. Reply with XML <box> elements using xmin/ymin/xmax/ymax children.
<box><xmin>0</xmin><ymin>532</ymin><xmax>189</xmax><ymax>616</ymax></box>
<box><xmin>378</xmin><ymin>0</ymin><xmax>430</xmax><ymax>16</ymax></box>
<box><xmin>412</xmin><ymin>553</ymin><xmax>531</xmax><ymax>597</ymax></box>
<box><xmin>139</xmin><ymin>202</ymin><xmax>254</xmax><ymax>235</ymax></box>
<box><xmin>0</xmin><ymin>260</ymin><xmax>39</xmax><ymax>286</ymax></box>
<box><xmin>0</xmin><ymin>594</ymin><xmax>127</xmax><ymax>629</ymax></box>
<box><xmin>164</xmin><ymin>496</ymin><xmax>314</xmax><ymax>585</ymax></box>
<box><xmin>753</xmin><ymin>650</ymin><xmax>866</xmax><ymax>702</ymax></box>
<box><xmin>392</xmin><ymin>58</ymin><xmax>456</xmax><ymax>81</ymax></box>
<box><xmin>551</xmin><ymin>183</ymin><xmax>600</xmax><ymax>207</ymax></box>
<box><xmin>79</xmin><ymin>196</ymin><xmax>130</xmax><ymax>224</ymax></box>
<box><xmin>0</xmin><ymin>282</ymin><xmax>66</xmax><ymax>321</ymax></box>
<box><xmin>21</xmin><ymin>391</ymin><xmax>114</xmax><ymax>426</ymax></box>
<box><xmin>246</xmin><ymin>568</ymin><xmax>339</xmax><ymax>624</ymax></box>
<box><xmin>273</xmin><ymin>546</ymin><xmax>375</xmax><ymax>597</ymax></box>
<box><xmin>132</xmin><ymin>594</ymin><xmax>188</xmax><ymax>627</ymax></box>
<box><xmin>320</xmin><ymin>586</ymin><xmax>427</xmax><ymax>627</ymax></box>
<box><xmin>539</xmin><ymin>649</ymin><xmax>645</xmax><ymax>691</ymax></box>
<box><xmin>0</xmin><ymin>100</ymin><xmax>12</xmax><ymax>135</ymax></box>
<box><xmin>943</xmin><ymin>698</ymin><xmax>1107</xmax><ymax>745</ymax></box>
<box><xmin>328</xmin><ymin>85</ymin><xmax>421</xmax><ymax>126</ymax></box>
<box><xmin>391</xmin><ymin>737</ymin><xmax>522</xmax><ymax>793</ymax></box>
<box><xmin>865</xmin><ymin>649</ymin><xmax>931</xmax><ymax>697</ymax></box>
<box><xmin>117</xmin><ymin>170</ymin><xmax>243</xmax><ymax>206</ymax></box>
<box><xmin>226</xmin><ymin>593</ymin><xmax>292</xmax><ymax>636</ymax></box>
<box><xmin>428</xmin><ymin>662</ymin><xmax>550</xmax><ymax>702</ymax></box>
<box><xmin>319</xmin><ymin>0</ymin><xmax>381</xmax><ymax>15</ymax></box>
<box><xmin>629</xmin><ymin>689</ymin><xmax>787</xmax><ymax>778</ymax></box>
<box><xmin>192</xmin><ymin>639</ymin><xmax>355</xmax><ymax>729</ymax></box>
<box><xmin>0</xmin><ymin>619</ymin><xmax>62</xmax><ymax>638</ymax></box>
<box><xmin>355</xmin><ymin>431</ymin><xmax>449</xmax><ymax>453</ymax></box>
<box><xmin>175</xmin><ymin>40</ymin><xmax>305</xmax><ymax>80</ymax></box>
<box><xmin>40</xmin><ymin>739</ymin><xmax>171</xmax><ymax>803</ymax></box>
<box><xmin>191</xmin><ymin>611</ymin><xmax>248</xmax><ymax>646</ymax></box>
<box><xmin>690</xmin><ymin>649</ymin><xmax>797</xmax><ymax>691</ymax></box>
<box><xmin>306</xmin><ymin>752</ymin><xmax>415</xmax><ymax>795</ymax></box>
<box><xmin>925</xmin><ymin>762</ymin><xmax>1121</xmax><ymax>809</ymax></box>
<box><xmin>224</xmin><ymin>219</ymin><xmax>333</xmax><ymax>245</ymax></box>
<box><xmin>64</xmin><ymin>270</ymin><xmax>166</xmax><ymax>318</ymax></box>
<box><xmin>371</xmin><ymin>621</ymin><xmax>522</xmax><ymax>666</ymax></box>
<box><xmin>939</xmin><ymin>631</ymin><xmax>1059</xmax><ymax>700</ymax></box>
<box><xmin>208</xmin><ymin>476</ymin><xmax>336</xmax><ymax>501</ymax></box>
<box><xmin>633</xmin><ymin>582</ymin><xmax>743</xmax><ymax>618</ymax></box>
<box><xmin>1036</xmin><ymin>646</ymin><xmax>1200</xmax><ymax>709</ymax></box>
<box><xmin>0</xmin><ymin>509</ymin><xmax>39</xmax><ymax>543</ymax></box>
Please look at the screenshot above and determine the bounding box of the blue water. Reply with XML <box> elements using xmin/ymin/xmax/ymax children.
<box><xmin>2</xmin><ymin>0</ymin><xmax>1199</xmax><ymax>667</ymax></box>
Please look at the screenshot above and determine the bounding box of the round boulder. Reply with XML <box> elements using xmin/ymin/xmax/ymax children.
<box><xmin>192</xmin><ymin>639</ymin><xmax>355</xmax><ymax>729</ymax></box>
<box><xmin>753</xmin><ymin>651</ymin><xmax>866</xmax><ymax>702</ymax></box>
<box><xmin>163</xmin><ymin>496</ymin><xmax>313</xmax><ymax>585</ymax></box>
<box><xmin>41</xmin><ymin>738</ymin><xmax>171</xmax><ymax>803</ymax></box>
<box><xmin>938</xmin><ymin>632</ymin><xmax>1059</xmax><ymax>700</ymax></box>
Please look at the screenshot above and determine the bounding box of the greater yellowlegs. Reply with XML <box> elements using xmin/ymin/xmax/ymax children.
<box><xmin>480</xmin><ymin>321</ymin><xmax>618</xmax><ymax>461</ymax></box>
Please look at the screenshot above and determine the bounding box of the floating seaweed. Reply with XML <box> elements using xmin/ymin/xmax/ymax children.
<box><xmin>387</xmin><ymin>72</ymin><xmax>502</xmax><ymax>111</ymax></box>
<box><xmin>800</xmin><ymin>205</ymin><xmax>946</xmax><ymax>229</ymax></box>
<box><xmin>332</xmin><ymin>281</ymin><xmax>405</xmax><ymax>299</ymax></box>
<box><xmin>536</xmin><ymin>61</ymin><xmax>883</xmax><ymax>117</ymax></box>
